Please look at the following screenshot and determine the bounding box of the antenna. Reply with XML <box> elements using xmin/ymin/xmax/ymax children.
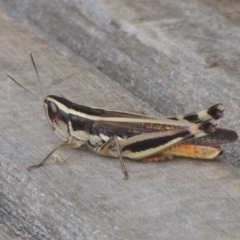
<box><xmin>29</xmin><ymin>51</ymin><xmax>47</xmax><ymax>97</ymax></box>
<box><xmin>7</xmin><ymin>52</ymin><xmax>48</xmax><ymax>98</ymax></box>
<box><xmin>7</xmin><ymin>74</ymin><xmax>35</xmax><ymax>96</ymax></box>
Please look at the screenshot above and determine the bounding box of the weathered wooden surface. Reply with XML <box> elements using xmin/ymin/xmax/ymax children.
<box><xmin>0</xmin><ymin>0</ymin><xmax>240</xmax><ymax>239</ymax></box>
<box><xmin>1</xmin><ymin>0</ymin><xmax>240</xmax><ymax>169</ymax></box>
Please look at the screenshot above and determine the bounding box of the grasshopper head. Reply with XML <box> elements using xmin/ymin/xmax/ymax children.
<box><xmin>44</xmin><ymin>95</ymin><xmax>70</xmax><ymax>142</ymax></box>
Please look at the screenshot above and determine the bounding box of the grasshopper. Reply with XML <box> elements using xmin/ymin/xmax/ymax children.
<box><xmin>8</xmin><ymin>53</ymin><xmax>238</xmax><ymax>180</ymax></box>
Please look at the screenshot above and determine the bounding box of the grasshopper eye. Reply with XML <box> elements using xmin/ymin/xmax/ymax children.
<box><xmin>48</xmin><ymin>102</ymin><xmax>59</xmax><ymax>121</ymax></box>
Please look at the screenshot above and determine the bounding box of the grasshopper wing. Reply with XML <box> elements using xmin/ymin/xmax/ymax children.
<box><xmin>185</xmin><ymin>128</ymin><xmax>238</xmax><ymax>146</ymax></box>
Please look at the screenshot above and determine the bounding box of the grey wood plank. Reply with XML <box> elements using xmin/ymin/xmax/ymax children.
<box><xmin>0</xmin><ymin>3</ymin><xmax>240</xmax><ymax>240</ymax></box>
<box><xmin>0</xmin><ymin>0</ymin><xmax>239</xmax><ymax>171</ymax></box>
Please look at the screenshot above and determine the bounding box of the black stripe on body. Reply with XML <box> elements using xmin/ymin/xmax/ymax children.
<box><xmin>58</xmin><ymin>109</ymin><xmax>69</xmax><ymax>124</ymax></box>
<box><xmin>69</xmin><ymin>114</ymin><xmax>94</xmax><ymax>133</ymax></box>
<box><xmin>168</xmin><ymin>114</ymin><xmax>200</xmax><ymax>123</ymax></box>
<box><xmin>49</xmin><ymin>95</ymin><xmax>152</xmax><ymax>119</ymax></box>
<box><xmin>122</xmin><ymin>130</ymin><xmax>191</xmax><ymax>153</ymax></box>
<box><xmin>168</xmin><ymin>117</ymin><xmax>178</xmax><ymax>120</ymax></box>
<box><xmin>69</xmin><ymin>113</ymin><xmax>127</xmax><ymax>139</ymax></box>
<box><xmin>49</xmin><ymin>95</ymin><xmax>106</xmax><ymax>116</ymax></box>
<box><xmin>92</xmin><ymin>120</ymin><xmax>185</xmax><ymax>140</ymax></box>
<box><xmin>183</xmin><ymin>114</ymin><xmax>199</xmax><ymax>122</ymax></box>
<box><xmin>90</xmin><ymin>122</ymin><xmax>133</xmax><ymax>140</ymax></box>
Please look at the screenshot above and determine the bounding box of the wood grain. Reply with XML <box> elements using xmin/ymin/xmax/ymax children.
<box><xmin>0</xmin><ymin>1</ymin><xmax>240</xmax><ymax>239</ymax></box>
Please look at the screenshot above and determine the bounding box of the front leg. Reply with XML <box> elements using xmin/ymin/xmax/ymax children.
<box><xmin>27</xmin><ymin>140</ymin><xmax>85</xmax><ymax>171</ymax></box>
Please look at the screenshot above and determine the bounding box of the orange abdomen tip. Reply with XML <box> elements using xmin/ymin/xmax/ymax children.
<box><xmin>162</xmin><ymin>144</ymin><xmax>222</xmax><ymax>159</ymax></box>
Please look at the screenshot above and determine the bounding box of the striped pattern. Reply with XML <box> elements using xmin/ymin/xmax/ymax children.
<box><xmin>43</xmin><ymin>95</ymin><xmax>237</xmax><ymax>160</ymax></box>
